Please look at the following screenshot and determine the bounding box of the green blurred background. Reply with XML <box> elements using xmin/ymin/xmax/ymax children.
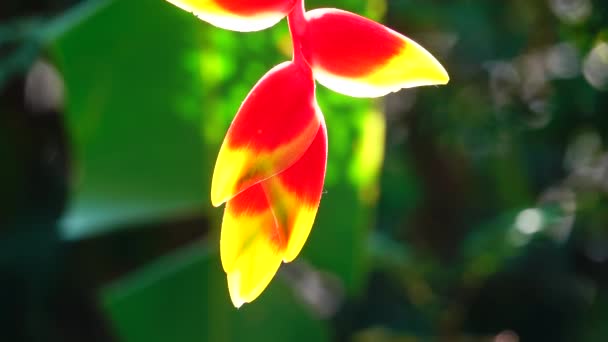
<box><xmin>2</xmin><ymin>0</ymin><xmax>608</xmax><ymax>341</ymax></box>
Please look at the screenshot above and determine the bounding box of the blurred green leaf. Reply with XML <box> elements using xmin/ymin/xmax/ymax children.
<box><xmin>51</xmin><ymin>0</ymin><xmax>213</xmax><ymax>239</ymax></box>
<box><xmin>102</xmin><ymin>242</ymin><xmax>329</xmax><ymax>342</ymax></box>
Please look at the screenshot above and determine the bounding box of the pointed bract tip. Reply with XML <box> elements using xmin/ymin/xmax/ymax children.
<box><xmin>227</xmin><ymin>271</ymin><xmax>246</xmax><ymax>308</ymax></box>
<box><xmin>403</xmin><ymin>36</ymin><xmax>450</xmax><ymax>86</ymax></box>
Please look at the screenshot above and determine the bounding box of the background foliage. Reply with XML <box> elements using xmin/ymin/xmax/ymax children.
<box><xmin>1</xmin><ymin>0</ymin><xmax>608</xmax><ymax>341</ymax></box>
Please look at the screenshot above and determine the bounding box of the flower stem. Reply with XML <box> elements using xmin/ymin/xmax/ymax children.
<box><xmin>288</xmin><ymin>0</ymin><xmax>307</xmax><ymax>66</ymax></box>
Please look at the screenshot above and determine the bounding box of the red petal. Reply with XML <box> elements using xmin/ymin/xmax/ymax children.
<box><xmin>303</xmin><ymin>8</ymin><xmax>449</xmax><ymax>97</ymax></box>
<box><xmin>166</xmin><ymin>0</ymin><xmax>296</xmax><ymax>32</ymax></box>
<box><xmin>211</xmin><ymin>61</ymin><xmax>319</xmax><ymax>206</ymax></box>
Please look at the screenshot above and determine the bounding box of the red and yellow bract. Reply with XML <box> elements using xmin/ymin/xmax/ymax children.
<box><xmin>166</xmin><ymin>0</ymin><xmax>297</xmax><ymax>31</ymax></box>
<box><xmin>165</xmin><ymin>0</ymin><xmax>449</xmax><ymax>307</ymax></box>
<box><xmin>303</xmin><ymin>9</ymin><xmax>450</xmax><ymax>97</ymax></box>
<box><xmin>210</xmin><ymin>61</ymin><xmax>319</xmax><ymax>207</ymax></box>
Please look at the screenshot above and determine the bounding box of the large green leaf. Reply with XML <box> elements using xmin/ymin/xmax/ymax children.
<box><xmin>102</xmin><ymin>242</ymin><xmax>329</xmax><ymax>342</ymax></box>
<box><xmin>52</xmin><ymin>0</ymin><xmax>216</xmax><ymax>239</ymax></box>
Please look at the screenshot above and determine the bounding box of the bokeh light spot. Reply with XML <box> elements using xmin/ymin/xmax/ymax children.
<box><xmin>583</xmin><ymin>42</ymin><xmax>608</xmax><ymax>91</ymax></box>
<box><xmin>515</xmin><ymin>208</ymin><xmax>544</xmax><ymax>235</ymax></box>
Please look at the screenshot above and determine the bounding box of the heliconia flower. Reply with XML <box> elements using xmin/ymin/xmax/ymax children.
<box><xmin>165</xmin><ymin>0</ymin><xmax>296</xmax><ymax>32</ymax></box>
<box><xmin>166</xmin><ymin>0</ymin><xmax>448</xmax><ymax>307</ymax></box>
<box><xmin>212</xmin><ymin>60</ymin><xmax>326</xmax><ymax>307</ymax></box>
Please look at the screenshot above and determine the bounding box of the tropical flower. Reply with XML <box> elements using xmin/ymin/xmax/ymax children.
<box><xmin>166</xmin><ymin>0</ymin><xmax>449</xmax><ymax>307</ymax></box>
